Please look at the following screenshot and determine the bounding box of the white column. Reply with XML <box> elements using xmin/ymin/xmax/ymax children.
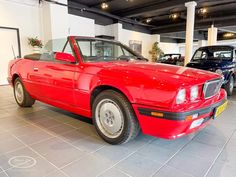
<box><xmin>113</xmin><ymin>23</ymin><xmax>123</xmax><ymax>41</ymax></box>
<box><xmin>208</xmin><ymin>25</ymin><xmax>218</xmax><ymax>45</ymax></box>
<box><xmin>184</xmin><ymin>1</ymin><xmax>197</xmax><ymax>65</ymax></box>
<box><xmin>41</xmin><ymin>0</ymin><xmax>69</xmax><ymax>42</ymax></box>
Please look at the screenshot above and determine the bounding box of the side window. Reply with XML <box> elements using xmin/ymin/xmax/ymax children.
<box><xmin>122</xmin><ymin>47</ymin><xmax>135</xmax><ymax>57</ymax></box>
<box><xmin>201</xmin><ymin>51</ymin><xmax>207</xmax><ymax>59</ymax></box>
<box><xmin>40</xmin><ymin>38</ymin><xmax>67</xmax><ymax>61</ymax></box>
<box><xmin>193</xmin><ymin>50</ymin><xmax>202</xmax><ymax>60</ymax></box>
<box><xmin>114</xmin><ymin>45</ymin><xmax>124</xmax><ymax>57</ymax></box>
<box><xmin>193</xmin><ymin>50</ymin><xmax>209</xmax><ymax>60</ymax></box>
<box><xmin>78</xmin><ymin>41</ymin><xmax>91</xmax><ymax>57</ymax></box>
<box><xmin>63</xmin><ymin>41</ymin><xmax>74</xmax><ymax>56</ymax></box>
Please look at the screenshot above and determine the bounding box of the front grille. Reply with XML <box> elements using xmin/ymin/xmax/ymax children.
<box><xmin>203</xmin><ymin>79</ymin><xmax>223</xmax><ymax>99</ymax></box>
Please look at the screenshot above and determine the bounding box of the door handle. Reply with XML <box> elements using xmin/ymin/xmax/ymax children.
<box><xmin>33</xmin><ymin>67</ymin><xmax>39</xmax><ymax>71</ymax></box>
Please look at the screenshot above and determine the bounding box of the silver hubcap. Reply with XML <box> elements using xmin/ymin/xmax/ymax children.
<box><xmin>95</xmin><ymin>99</ymin><xmax>124</xmax><ymax>138</ymax></box>
<box><xmin>230</xmin><ymin>78</ymin><xmax>234</xmax><ymax>93</ymax></box>
<box><xmin>15</xmin><ymin>81</ymin><xmax>24</xmax><ymax>104</ymax></box>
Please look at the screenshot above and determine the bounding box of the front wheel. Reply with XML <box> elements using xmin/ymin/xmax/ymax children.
<box><xmin>14</xmin><ymin>78</ymin><xmax>35</xmax><ymax>107</ymax></box>
<box><xmin>224</xmin><ymin>75</ymin><xmax>234</xmax><ymax>96</ymax></box>
<box><xmin>92</xmin><ymin>90</ymin><xmax>140</xmax><ymax>144</ymax></box>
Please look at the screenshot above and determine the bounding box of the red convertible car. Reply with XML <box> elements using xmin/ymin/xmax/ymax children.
<box><xmin>8</xmin><ymin>36</ymin><xmax>227</xmax><ymax>144</ymax></box>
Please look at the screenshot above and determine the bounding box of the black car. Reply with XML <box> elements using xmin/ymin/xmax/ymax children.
<box><xmin>187</xmin><ymin>45</ymin><xmax>236</xmax><ymax>96</ymax></box>
<box><xmin>158</xmin><ymin>54</ymin><xmax>185</xmax><ymax>66</ymax></box>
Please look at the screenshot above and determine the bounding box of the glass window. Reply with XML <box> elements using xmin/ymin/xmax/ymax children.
<box><xmin>40</xmin><ymin>38</ymin><xmax>67</xmax><ymax>61</ymax></box>
<box><xmin>193</xmin><ymin>50</ymin><xmax>203</xmax><ymax>60</ymax></box>
<box><xmin>77</xmin><ymin>39</ymin><xmax>138</xmax><ymax>62</ymax></box>
<box><xmin>193</xmin><ymin>47</ymin><xmax>233</xmax><ymax>61</ymax></box>
<box><xmin>78</xmin><ymin>41</ymin><xmax>91</xmax><ymax>57</ymax></box>
<box><xmin>63</xmin><ymin>41</ymin><xmax>74</xmax><ymax>56</ymax></box>
<box><xmin>122</xmin><ymin>47</ymin><xmax>135</xmax><ymax>57</ymax></box>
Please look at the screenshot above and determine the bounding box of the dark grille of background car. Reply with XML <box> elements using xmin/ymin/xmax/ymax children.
<box><xmin>203</xmin><ymin>79</ymin><xmax>223</xmax><ymax>99</ymax></box>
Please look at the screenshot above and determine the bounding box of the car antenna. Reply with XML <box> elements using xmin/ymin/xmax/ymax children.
<box><xmin>12</xmin><ymin>45</ymin><xmax>16</xmax><ymax>59</ymax></box>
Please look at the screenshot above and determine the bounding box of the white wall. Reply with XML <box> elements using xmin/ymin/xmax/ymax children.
<box><xmin>178</xmin><ymin>42</ymin><xmax>201</xmax><ymax>56</ymax></box>
<box><xmin>119</xmin><ymin>28</ymin><xmax>159</xmax><ymax>59</ymax></box>
<box><xmin>69</xmin><ymin>15</ymin><xmax>95</xmax><ymax>37</ymax></box>
<box><xmin>217</xmin><ymin>39</ymin><xmax>236</xmax><ymax>47</ymax></box>
<box><xmin>0</xmin><ymin>0</ymin><xmax>42</xmax><ymax>56</ymax></box>
<box><xmin>159</xmin><ymin>42</ymin><xmax>180</xmax><ymax>54</ymax></box>
<box><xmin>95</xmin><ymin>24</ymin><xmax>114</xmax><ymax>37</ymax></box>
<box><xmin>49</xmin><ymin>0</ymin><xmax>69</xmax><ymax>40</ymax></box>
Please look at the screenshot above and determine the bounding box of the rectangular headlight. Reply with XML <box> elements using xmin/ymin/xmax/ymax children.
<box><xmin>176</xmin><ymin>89</ymin><xmax>186</xmax><ymax>104</ymax></box>
<box><xmin>190</xmin><ymin>86</ymin><xmax>199</xmax><ymax>101</ymax></box>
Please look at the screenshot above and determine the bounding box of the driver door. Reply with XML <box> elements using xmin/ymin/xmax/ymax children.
<box><xmin>30</xmin><ymin>39</ymin><xmax>78</xmax><ymax>106</ymax></box>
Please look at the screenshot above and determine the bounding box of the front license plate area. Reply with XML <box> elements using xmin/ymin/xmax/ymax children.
<box><xmin>214</xmin><ymin>101</ymin><xmax>228</xmax><ymax>119</ymax></box>
<box><xmin>190</xmin><ymin>118</ymin><xmax>204</xmax><ymax>129</ymax></box>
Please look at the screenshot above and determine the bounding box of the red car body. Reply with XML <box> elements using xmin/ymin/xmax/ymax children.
<box><xmin>8</xmin><ymin>36</ymin><xmax>227</xmax><ymax>139</ymax></box>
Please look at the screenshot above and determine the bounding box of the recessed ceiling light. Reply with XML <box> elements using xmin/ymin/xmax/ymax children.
<box><xmin>224</xmin><ymin>33</ymin><xmax>234</xmax><ymax>38</ymax></box>
<box><xmin>169</xmin><ymin>13</ymin><xmax>179</xmax><ymax>20</ymax></box>
<box><xmin>146</xmin><ymin>18</ymin><xmax>152</xmax><ymax>23</ymax></box>
<box><xmin>101</xmin><ymin>2</ymin><xmax>109</xmax><ymax>9</ymax></box>
<box><xmin>198</xmin><ymin>8</ymin><xmax>207</xmax><ymax>15</ymax></box>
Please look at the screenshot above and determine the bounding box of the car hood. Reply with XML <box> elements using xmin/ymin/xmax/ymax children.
<box><xmin>85</xmin><ymin>61</ymin><xmax>220</xmax><ymax>86</ymax></box>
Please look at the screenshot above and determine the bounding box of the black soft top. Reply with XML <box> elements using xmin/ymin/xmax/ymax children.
<box><xmin>198</xmin><ymin>45</ymin><xmax>235</xmax><ymax>51</ymax></box>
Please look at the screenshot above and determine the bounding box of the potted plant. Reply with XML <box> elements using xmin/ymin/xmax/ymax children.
<box><xmin>149</xmin><ymin>42</ymin><xmax>164</xmax><ymax>62</ymax></box>
<box><xmin>28</xmin><ymin>37</ymin><xmax>43</xmax><ymax>53</ymax></box>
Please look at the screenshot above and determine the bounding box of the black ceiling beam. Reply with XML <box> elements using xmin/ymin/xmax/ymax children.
<box><xmin>114</xmin><ymin>0</ymin><xmax>198</xmax><ymax>17</ymax></box>
<box><xmin>116</xmin><ymin>0</ymin><xmax>236</xmax><ymax>19</ymax></box>
<box><xmin>88</xmin><ymin>0</ymin><xmax>116</xmax><ymax>7</ymax></box>
<box><xmin>151</xmin><ymin>15</ymin><xmax>236</xmax><ymax>34</ymax></box>
<box><xmin>137</xmin><ymin>0</ymin><xmax>236</xmax><ymax>24</ymax></box>
<box><xmin>45</xmin><ymin>0</ymin><xmax>154</xmax><ymax>28</ymax></box>
<box><xmin>161</xmin><ymin>31</ymin><xmax>206</xmax><ymax>40</ymax></box>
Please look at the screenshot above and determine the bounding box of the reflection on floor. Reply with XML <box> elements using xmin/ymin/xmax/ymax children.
<box><xmin>0</xmin><ymin>85</ymin><xmax>236</xmax><ymax>177</ymax></box>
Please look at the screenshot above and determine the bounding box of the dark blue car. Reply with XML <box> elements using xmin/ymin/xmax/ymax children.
<box><xmin>186</xmin><ymin>45</ymin><xmax>236</xmax><ymax>96</ymax></box>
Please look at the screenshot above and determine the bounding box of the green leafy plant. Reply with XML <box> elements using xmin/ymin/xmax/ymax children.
<box><xmin>149</xmin><ymin>42</ymin><xmax>164</xmax><ymax>62</ymax></box>
<box><xmin>28</xmin><ymin>37</ymin><xmax>43</xmax><ymax>48</ymax></box>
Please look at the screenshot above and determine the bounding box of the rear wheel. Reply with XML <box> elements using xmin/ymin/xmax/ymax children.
<box><xmin>224</xmin><ymin>75</ymin><xmax>234</xmax><ymax>96</ymax></box>
<box><xmin>14</xmin><ymin>78</ymin><xmax>35</xmax><ymax>107</ymax></box>
<box><xmin>92</xmin><ymin>90</ymin><xmax>140</xmax><ymax>144</ymax></box>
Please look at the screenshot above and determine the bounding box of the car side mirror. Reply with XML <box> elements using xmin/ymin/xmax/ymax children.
<box><xmin>55</xmin><ymin>52</ymin><xmax>76</xmax><ymax>63</ymax></box>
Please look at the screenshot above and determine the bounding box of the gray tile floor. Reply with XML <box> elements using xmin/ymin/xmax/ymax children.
<box><xmin>0</xmin><ymin>85</ymin><xmax>235</xmax><ymax>177</ymax></box>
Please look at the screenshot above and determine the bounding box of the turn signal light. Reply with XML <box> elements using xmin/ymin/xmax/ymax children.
<box><xmin>151</xmin><ymin>112</ymin><xmax>164</xmax><ymax>117</ymax></box>
<box><xmin>185</xmin><ymin>113</ymin><xmax>198</xmax><ymax>121</ymax></box>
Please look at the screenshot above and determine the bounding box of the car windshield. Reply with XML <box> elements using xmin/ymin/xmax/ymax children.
<box><xmin>76</xmin><ymin>39</ymin><xmax>141</xmax><ymax>62</ymax></box>
<box><xmin>193</xmin><ymin>47</ymin><xmax>233</xmax><ymax>61</ymax></box>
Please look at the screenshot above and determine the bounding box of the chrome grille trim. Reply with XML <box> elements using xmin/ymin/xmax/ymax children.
<box><xmin>203</xmin><ymin>78</ymin><xmax>223</xmax><ymax>99</ymax></box>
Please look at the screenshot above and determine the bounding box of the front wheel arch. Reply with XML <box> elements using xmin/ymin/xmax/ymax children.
<box><xmin>90</xmin><ymin>85</ymin><xmax>134</xmax><ymax>110</ymax></box>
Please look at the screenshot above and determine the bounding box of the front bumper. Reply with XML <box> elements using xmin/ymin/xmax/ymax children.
<box><xmin>133</xmin><ymin>90</ymin><xmax>227</xmax><ymax>139</ymax></box>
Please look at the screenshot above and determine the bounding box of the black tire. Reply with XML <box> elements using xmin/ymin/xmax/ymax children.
<box><xmin>14</xmin><ymin>78</ymin><xmax>35</xmax><ymax>107</ymax></box>
<box><xmin>224</xmin><ymin>75</ymin><xmax>234</xmax><ymax>96</ymax></box>
<box><xmin>92</xmin><ymin>90</ymin><xmax>140</xmax><ymax>144</ymax></box>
